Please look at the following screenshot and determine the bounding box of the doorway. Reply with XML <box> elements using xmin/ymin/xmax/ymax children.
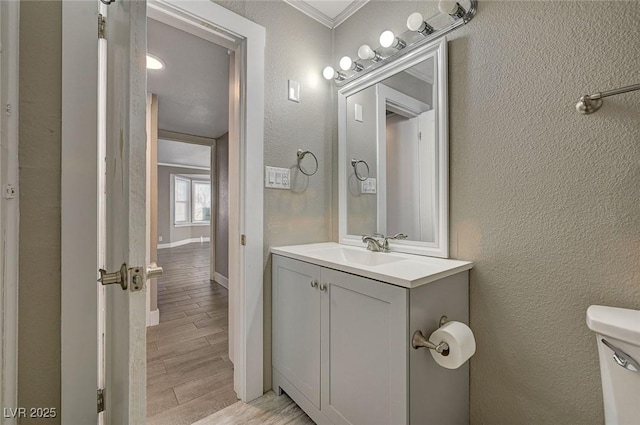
<box><xmin>146</xmin><ymin>0</ymin><xmax>266</xmax><ymax>405</ymax></box>
<box><xmin>145</xmin><ymin>14</ymin><xmax>235</xmax><ymax>424</ymax></box>
<box><xmin>60</xmin><ymin>1</ymin><xmax>265</xmax><ymax>422</ymax></box>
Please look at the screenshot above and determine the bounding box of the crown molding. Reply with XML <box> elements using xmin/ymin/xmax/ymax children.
<box><xmin>283</xmin><ymin>0</ymin><xmax>369</xmax><ymax>29</ymax></box>
<box><xmin>158</xmin><ymin>162</ymin><xmax>211</xmax><ymax>171</ymax></box>
<box><xmin>404</xmin><ymin>66</ymin><xmax>434</xmax><ymax>84</ymax></box>
<box><xmin>282</xmin><ymin>0</ymin><xmax>333</xmax><ymax>28</ymax></box>
<box><xmin>333</xmin><ymin>0</ymin><xmax>369</xmax><ymax>28</ymax></box>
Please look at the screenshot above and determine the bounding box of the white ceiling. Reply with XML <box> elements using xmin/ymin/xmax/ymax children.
<box><xmin>147</xmin><ymin>18</ymin><xmax>230</xmax><ymax>139</ymax></box>
<box><xmin>283</xmin><ymin>0</ymin><xmax>369</xmax><ymax>28</ymax></box>
<box><xmin>157</xmin><ymin>139</ymin><xmax>211</xmax><ymax>169</ymax></box>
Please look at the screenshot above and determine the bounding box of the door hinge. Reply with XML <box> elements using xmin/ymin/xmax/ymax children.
<box><xmin>98</xmin><ymin>14</ymin><xmax>106</xmax><ymax>39</ymax></box>
<box><xmin>241</xmin><ymin>234</ymin><xmax>246</xmax><ymax>246</ymax></box>
<box><xmin>418</xmin><ymin>131</ymin><xmax>422</xmax><ymax>141</ymax></box>
<box><xmin>97</xmin><ymin>388</ymin><xmax>105</xmax><ymax>413</ymax></box>
<box><xmin>3</xmin><ymin>184</ymin><xmax>16</xmax><ymax>199</ymax></box>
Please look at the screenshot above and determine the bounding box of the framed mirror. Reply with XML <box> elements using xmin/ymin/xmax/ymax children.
<box><xmin>338</xmin><ymin>37</ymin><xmax>448</xmax><ymax>258</ymax></box>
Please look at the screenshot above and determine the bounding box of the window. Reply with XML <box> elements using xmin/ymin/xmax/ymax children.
<box><xmin>174</xmin><ymin>177</ymin><xmax>191</xmax><ymax>224</ymax></box>
<box><xmin>173</xmin><ymin>176</ymin><xmax>211</xmax><ymax>225</ymax></box>
<box><xmin>192</xmin><ymin>181</ymin><xmax>211</xmax><ymax>223</ymax></box>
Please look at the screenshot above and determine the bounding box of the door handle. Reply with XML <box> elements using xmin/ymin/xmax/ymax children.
<box><xmin>98</xmin><ymin>263</ymin><xmax>162</xmax><ymax>292</ymax></box>
<box><xmin>147</xmin><ymin>262</ymin><xmax>164</xmax><ymax>279</ymax></box>
<box><xmin>98</xmin><ymin>263</ymin><xmax>128</xmax><ymax>291</ymax></box>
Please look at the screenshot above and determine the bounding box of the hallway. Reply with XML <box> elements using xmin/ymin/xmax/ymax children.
<box><xmin>146</xmin><ymin>242</ymin><xmax>236</xmax><ymax>425</ymax></box>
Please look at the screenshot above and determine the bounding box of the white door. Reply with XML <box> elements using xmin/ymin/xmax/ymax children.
<box><xmin>61</xmin><ymin>1</ymin><xmax>147</xmax><ymax>424</ymax></box>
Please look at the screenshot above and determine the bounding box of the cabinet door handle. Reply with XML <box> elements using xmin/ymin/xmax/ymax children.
<box><xmin>319</xmin><ymin>283</ymin><xmax>327</xmax><ymax>292</ymax></box>
<box><xmin>310</xmin><ymin>280</ymin><xmax>318</xmax><ymax>288</ymax></box>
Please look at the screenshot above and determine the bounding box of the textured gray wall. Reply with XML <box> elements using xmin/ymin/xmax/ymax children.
<box><xmin>157</xmin><ymin>165</ymin><xmax>210</xmax><ymax>243</ymax></box>
<box><xmin>336</xmin><ymin>1</ymin><xmax>640</xmax><ymax>424</ymax></box>
<box><xmin>18</xmin><ymin>1</ymin><xmax>62</xmax><ymax>423</ymax></box>
<box><xmin>215</xmin><ymin>133</ymin><xmax>229</xmax><ymax>278</ymax></box>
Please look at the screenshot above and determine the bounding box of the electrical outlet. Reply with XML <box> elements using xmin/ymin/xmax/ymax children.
<box><xmin>158</xmin><ymin>236</ymin><xmax>163</xmax><ymax>242</ymax></box>
<box><xmin>265</xmin><ymin>166</ymin><xmax>291</xmax><ymax>190</ymax></box>
<box><xmin>361</xmin><ymin>178</ymin><xmax>377</xmax><ymax>194</ymax></box>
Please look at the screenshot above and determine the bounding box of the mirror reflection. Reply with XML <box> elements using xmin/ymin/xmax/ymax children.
<box><xmin>346</xmin><ymin>56</ymin><xmax>438</xmax><ymax>244</ymax></box>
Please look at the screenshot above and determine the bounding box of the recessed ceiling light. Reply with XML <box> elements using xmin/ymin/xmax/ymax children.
<box><xmin>146</xmin><ymin>54</ymin><xmax>164</xmax><ymax>70</ymax></box>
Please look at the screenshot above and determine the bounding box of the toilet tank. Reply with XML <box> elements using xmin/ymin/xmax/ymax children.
<box><xmin>587</xmin><ymin>305</ymin><xmax>640</xmax><ymax>425</ymax></box>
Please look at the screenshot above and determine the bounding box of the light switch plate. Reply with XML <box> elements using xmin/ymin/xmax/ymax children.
<box><xmin>265</xmin><ymin>166</ymin><xmax>291</xmax><ymax>189</ymax></box>
<box><xmin>288</xmin><ymin>80</ymin><xmax>300</xmax><ymax>103</ymax></box>
<box><xmin>355</xmin><ymin>103</ymin><xmax>363</xmax><ymax>122</ymax></box>
<box><xmin>361</xmin><ymin>177</ymin><xmax>376</xmax><ymax>194</ymax></box>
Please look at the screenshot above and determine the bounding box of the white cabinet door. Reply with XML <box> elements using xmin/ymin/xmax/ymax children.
<box><xmin>321</xmin><ymin>268</ymin><xmax>408</xmax><ymax>425</ymax></box>
<box><xmin>272</xmin><ymin>256</ymin><xmax>322</xmax><ymax>408</ymax></box>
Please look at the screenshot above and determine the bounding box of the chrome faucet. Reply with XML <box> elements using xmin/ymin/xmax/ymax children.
<box><xmin>362</xmin><ymin>233</ymin><xmax>408</xmax><ymax>252</ymax></box>
<box><xmin>382</xmin><ymin>233</ymin><xmax>408</xmax><ymax>251</ymax></box>
<box><xmin>362</xmin><ymin>235</ymin><xmax>384</xmax><ymax>252</ymax></box>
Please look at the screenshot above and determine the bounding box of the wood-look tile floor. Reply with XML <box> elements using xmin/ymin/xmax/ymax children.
<box><xmin>192</xmin><ymin>391</ymin><xmax>314</xmax><ymax>425</ymax></box>
<box><xmin>147</xmin><ymin>242</ymin><xmax>237</xmax><ymax>425</ymax></box>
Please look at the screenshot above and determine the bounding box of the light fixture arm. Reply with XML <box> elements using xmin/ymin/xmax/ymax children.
<box><xmin>419</xmin><ymin>22</ymin><xmax>436</xmax><ymax>35</ymax></box>
<box><xmin>451</xmin><ymin>3</ymin><xmax>466</xmax><ymax>19</ymax></box>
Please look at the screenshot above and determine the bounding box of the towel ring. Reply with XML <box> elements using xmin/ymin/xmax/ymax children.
<box><xmin>351</xmin><ymin>159</ymin><xmax>370</xmax><ymax>181</ymax></box>
<box><xmin>297</xmin><ymin>149</ymin><xmax>318</xmax><ymax>176</ymax></box>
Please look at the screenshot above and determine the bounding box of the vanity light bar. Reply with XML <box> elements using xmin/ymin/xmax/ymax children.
<box><xmin>323</xmin><ymin>0</ymin><xmax>477</xmax><ymax>87</ymax></box>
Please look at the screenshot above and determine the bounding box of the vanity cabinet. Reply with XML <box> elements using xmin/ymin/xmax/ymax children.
<box><xmin>272</xmin><ymin>253</ymin><xmax>470</xmax><ymax>425</ymax></box>
<box><xmin>272</xmin><ymin>256</ymin><xmax>322</xmax><ymax>408</ymax></box>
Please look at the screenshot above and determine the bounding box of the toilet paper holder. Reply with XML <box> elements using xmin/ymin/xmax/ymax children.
<box><xmin>412</xmin><ymin>315</ymin><xmax>450</xmax><ymax>355</ymax></box>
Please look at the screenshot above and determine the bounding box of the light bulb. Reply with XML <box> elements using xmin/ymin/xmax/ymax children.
<box><xmin>339</xmin><ymin>56</ymin><xmax>363</xmax><ymax>72</ymax></box>
<box><xmin>379</xmin><ymin>30</ymin><xmax>396</xmax><ymax>48</ymax></box>
<box><xmin>379</xmin><ymin>30</ymin><xmax>406</xmax><ymax>50</ymax></box>
<box><xmin>358</xmin><ymin>45</ymin><xmax>383</xmax><ymax>62</ymax></box>
<box><xmin>146</xmin><ymin>54</ymin><xmax>165</xmax><ymax>70</ymax></box>
<box><xmin>407</xmin><ymin>12</ymin><xmax>435</xmax><ymax>35</ymax></box>
<box><xmin>439</xmin><ymin>0</ymin><xmax>465</xmax><ymax>18</ymax></box>
<box><xmin>407</xmin><ymin>13</ymin><xmax>424</xmax><ymax>31</ymax></box>
<box><xmin>438</xmin><ymin>0</ymin><xmax>458</xmax><ymax>14</ymax></box>
<box><xmin>358</xmin><ymin>45</ymin><xmax>374</xmax><ymax>60</ymax></box>
<box><xmin>322</xmin><ymin>66</ymin><xmax>346</xmax><ymax>81</ymax></box>
<box><xmin>323</xmin><ymin>66</ymin><xmax>336</xmax><ymax>80</ymax></box>
<box><xmin>339</xmin><ymin>56</ymin><xmax>353</xmax><ymax>71</ymax></box>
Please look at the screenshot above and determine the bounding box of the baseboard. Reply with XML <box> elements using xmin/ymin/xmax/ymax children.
<box><xmin>214</xmin><ymin>272</ymin><xmax>229</xmax><ymax>289</ymax></box>
<box><xmin>158</xmin><ymin>237</ymin><xmax>210</xmax><ymax>249</ymax></box>
<box><xmin>146</xmin><ymin>308</ymin><xmax>160</xmax><ymax>327</ymax></box>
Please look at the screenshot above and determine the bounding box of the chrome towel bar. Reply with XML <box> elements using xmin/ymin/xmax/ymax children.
<box><xmin>576</xmin><ymin>83</ymin><xmax>640</xmax><ymax>114</ymax></box>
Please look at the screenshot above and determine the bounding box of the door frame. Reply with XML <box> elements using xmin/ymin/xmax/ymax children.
<box><xmin>375</xmin><ymin>83</ymin><xmax>430</xmax><ymax>237</ymax></box>
<box><xmin>61</xmin><ymin>2</ymin><xmax>265</xmax><ymax>421</ymax></box>
<box><xmin>0</xmin><ymin>0</ymin><xmax>20</xmax><ymax>420</ymax></box>
<box><xmin>147</xmin><ymin>0</ymin><xmax>265</xmax><ymax>402</ymax></box>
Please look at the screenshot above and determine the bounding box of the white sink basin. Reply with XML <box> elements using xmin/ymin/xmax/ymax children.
<box><xmin>271</xmin><ymin>242</ymin><xmax>474</xmax><ymax>289</ymax></box>
<box><xmin>309</xmin><ymin>246</ymin><xmax>406</xmax><ymax>267</ymax></box>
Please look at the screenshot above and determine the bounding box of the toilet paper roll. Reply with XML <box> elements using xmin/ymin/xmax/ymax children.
<box><xmin>429</xmin><ymin>321</ymin><xmax>476</xmax><ymax>369</ymax></box>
